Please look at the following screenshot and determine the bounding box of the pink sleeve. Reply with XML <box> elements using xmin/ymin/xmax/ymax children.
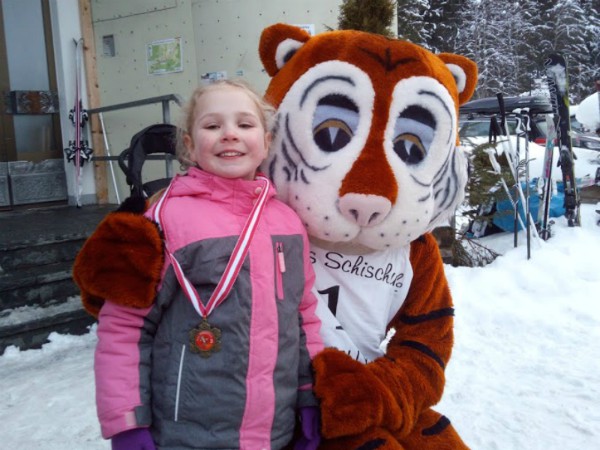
<box><xmin>94</xmin><ymin>301</ymin><xmax>153</xmax><ymax>438</ymax></box>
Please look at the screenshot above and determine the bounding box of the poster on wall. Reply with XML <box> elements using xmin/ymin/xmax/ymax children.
<box><xmin>200</xmin><ymin>71</ymin><xmax>228</xmax><ymax>84</ymax></box>
<box><xmin>147</xmin><ymin>37</ymin><xmax>183</xmax><ymax>75</ymax></box>
<box><xmin>293</xmin><ymin>24</ymin><xmax>315</xmax><ymax>36</ymax></box>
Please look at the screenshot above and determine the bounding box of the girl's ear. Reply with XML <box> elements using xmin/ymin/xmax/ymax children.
<box><xmin>183</xmin><ymin>133</ymin><xmax>193</xmax><ymax>151</ymax></box>
<box><xmin>181</xmin><ymin>133</ymin><xmax>195</xmax><ymax>165</ymax></box>
<box><xmin>264</xmin><ymin>131</ymin><xmax>273</xmax><ymax>152</ymax></box>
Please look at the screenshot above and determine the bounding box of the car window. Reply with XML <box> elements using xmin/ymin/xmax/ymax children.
<box><xmin>459</xmin><ymin>119</ymin><xmax>518</xmax><ymax>138</ymax></box>
<box><xmin>536</xmin><ymin>119</ymin><xmax>548</xmax><ymax>136</ymax></box>
<box><xmin>570</xmin><ymin>117</ymin><xmax>588</xmax><ymax>133</ymax></box>
<box><xmin>460</xmin><ymin>121</ymin><xmax>491</xmax><ymax>138</ymax></box>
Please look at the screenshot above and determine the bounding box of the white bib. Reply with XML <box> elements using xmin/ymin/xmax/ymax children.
<box><xmin>310</xmin><ymin>244</ymin><xmax>413</xmax><ymax>363</ymax></box>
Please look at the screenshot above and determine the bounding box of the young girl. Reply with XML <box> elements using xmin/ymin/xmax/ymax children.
<box><xmin>94</xmin><ymin>80</ymin><xmax>323</xmax><ymax>450</ymax></box>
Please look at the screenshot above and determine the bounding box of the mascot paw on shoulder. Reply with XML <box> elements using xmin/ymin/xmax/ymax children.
<box><xmin>73</xmin><ymin>22</ymin><xmax>477</xmax><ymax>450</ymax></box>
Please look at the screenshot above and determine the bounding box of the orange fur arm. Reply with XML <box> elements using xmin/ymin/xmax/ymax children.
<box><xmin>314</xmin><ymin>233</ymin><xmax>454</xmax><ymax>439</ymax></box>
<box><xmin>72</xmin><ymin>202</ymin><xmax>164</xmax><ymax>317</ymax></box>
<box><xmin>371</xmin><ymin>233</ymin><xmax>454</xmax><ymax>435</ymax></box>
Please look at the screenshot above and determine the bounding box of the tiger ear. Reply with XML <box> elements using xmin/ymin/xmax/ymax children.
<box><xmin>438</xmin><ymin>53</ymin><xmax>478</xmax><ymax>105</ymax></box>
<box><xmin>259</xmin><ymin>23</ymin><xmax>311</xmax><ymax>77</ymax></box>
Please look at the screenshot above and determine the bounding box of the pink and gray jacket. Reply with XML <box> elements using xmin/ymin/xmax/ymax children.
<box><xmin>94</xmin><ymin>168</ymin><xmax>323</xmax><ymax>449</ymax></box>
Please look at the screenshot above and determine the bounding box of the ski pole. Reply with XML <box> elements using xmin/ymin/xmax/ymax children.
<box><xmin>513</xmin><ymin>108</ymin><xmax>540</xmax><ymax>247</ymax></box>
<box><xmin>486</xmin><ymin>148</ymin><xmax>527</xmax><ymax>233</ymax></box>
<box><xmin>514</xmin><ymin>114</ymin><xmax>521</xmax><ymax>248</ymax></box>
<box><xmin>521</xmin><ymin>111</ymin><xmax>532</xmax><ymax>259</ymax></box>
<box><xmin>497</xmin><ymin>95</ymin><xmax>540</xmax><ymax>248</ymax></box>
<box><xmin>98</xmin><ymin>112</ymin><xmax>121</xmax><ymax>204</ymax></box>
<box><xmin>515</xmin><ymin>109</ymin><xmax>532</xmax><ymax>257</ymax></box>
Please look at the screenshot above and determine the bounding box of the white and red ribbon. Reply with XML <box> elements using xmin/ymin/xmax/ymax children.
<box><xmin>153</xmin><ymin>174</ymin><xmax>270</xmax><ymax>318</ymax></box>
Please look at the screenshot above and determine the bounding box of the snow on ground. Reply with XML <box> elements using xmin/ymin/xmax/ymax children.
<box><xmin>1</xmin><ymin>201</ymin><xmax>599</xmax><ymax>449</ymax></box>
<box><xmin>439</xmin><ymin>203</ymin><xmax>600</xmax><ymax>450</ymax></box>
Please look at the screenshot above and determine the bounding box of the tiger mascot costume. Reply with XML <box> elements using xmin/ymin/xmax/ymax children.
<box><xmin>74</xmin><ymin>24</ymin><xmax>477</xmax><ymax>450</ymax></box>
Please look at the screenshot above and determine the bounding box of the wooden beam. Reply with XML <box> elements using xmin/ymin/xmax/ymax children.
<box><xmin>79</xmin><ymin>0</ymin><xmax>108</xmax><ymax>204</ymax></box>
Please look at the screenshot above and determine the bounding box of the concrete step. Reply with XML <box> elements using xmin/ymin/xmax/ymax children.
<box><xmin>0</xmin><ymin>296</ymin><xmax>95</xmax><ymax>354</ymax></box>
<box><xmin>0</xmin><ymin>204</ymin><xmax>116</xmax><ymax>354</ymax></box>
<box><xmin>0</xmin><ymin>260</ymin><xmax>79</xmax><ymax>310</ymax></box>
<box><xmin>0</xmin><ymin>238</ymin><xmax>85</xmax><ymax>273</ymax></box>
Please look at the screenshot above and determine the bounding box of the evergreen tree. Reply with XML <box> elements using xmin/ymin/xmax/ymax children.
<box><xmin>396</xmin><ymin>0</ymin><xmax>429</xmax><ymax>45</ymax></box>
<box><xmin>338</xmin><ymin>0</ymin><xmax>397</xmax><ymax>38</ymax></box>
<box><xmin>422</xmin><ymin>0</ymin><xmax>469</xmax><ymax>53</ymax></box>
<box><xmin>573</xmin><ymin>0</ymin><xmax>600</xmax><ymax>99</ymax></box>
<box><xmin>533</xmin><ymin>0</ymin><xmax>598</xmax><ymax>101</ymax></box>
<box><xmin>336</xmin><ymin>0</ymin><xmax>599</xmax><ymax>101</ymax></box>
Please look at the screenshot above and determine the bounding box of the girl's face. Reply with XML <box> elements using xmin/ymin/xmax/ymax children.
<box><xmin>184</xmin><ymin>86</ymin><xmax>271</xmax><ymax>181</ymax></box>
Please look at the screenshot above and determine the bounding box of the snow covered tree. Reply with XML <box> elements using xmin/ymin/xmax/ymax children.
<box><xmin>339</xmin><ymin>0</ymin><xmax>598</xmax><ymax>101</ymax></box>
<box><xmin>338</xmin><ymin>0</ymin><xmax>397</xmax><ymax>38</ymax></box>
<box><xmin>420</xmin><ymin>0</ymin><xmax>469</xmax><ymax>53</ymax></box>
<box><xmin>569</xmin><ymin>0</ymin><xmax>600</xmax><ymax>100</ymax></box>
<box><xmin>534</xmin><ymin>0</ymin><xmax>598</xmax><ymax>101</ymax></box>
<box><xmin>396</xmin><ymin>0</ymin><xmax>429</xmax><ymax>45</ymax></box>
<box><xmin>455</xmin><ymin>0</ymin><xmax>538</xmax><ymax>98</ymax></box>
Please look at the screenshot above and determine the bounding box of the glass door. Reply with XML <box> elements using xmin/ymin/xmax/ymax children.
<box><xmin>0</xmin><ymin>0</ymin><xmax>66</xmax><ymax>208</ymax></box>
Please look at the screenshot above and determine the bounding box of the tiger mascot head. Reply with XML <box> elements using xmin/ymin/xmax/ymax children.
<box><xmin>259</xmin><ymin>24</ymin><xmax>477</xmax><ymax>251</ymax></box>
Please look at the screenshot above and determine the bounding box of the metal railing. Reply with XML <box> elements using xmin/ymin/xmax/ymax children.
<box><xmin>86</xmin><ymin>94</ymin><xmax>183</xmax><ymax>202</ymax></box>
<box><xmin>87</xmin><ymin>93</ymin><xmax>183</xmax><ymax>124</ymax></box>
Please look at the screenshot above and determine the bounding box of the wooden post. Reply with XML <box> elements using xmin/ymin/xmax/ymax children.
<box><xmin>78</xmin><ymin>0</ymin><xmax>108</xmax><ymax>204</ymax></box>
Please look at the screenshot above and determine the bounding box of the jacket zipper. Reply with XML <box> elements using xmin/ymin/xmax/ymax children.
<box><xmin>174</xmin><ymin>343</ymin><xmax>185</xmax><ymax>421</ymax></box>
<box><xmin>275</xmin><ymin>242</ymin><xmax>285</xmax><ymax>300</ymax></box>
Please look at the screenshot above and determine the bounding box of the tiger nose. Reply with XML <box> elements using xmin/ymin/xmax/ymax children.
<box><xmin>338</xmin><ymin>193</ymin><xmax>392</xmax><ymax>227</ymax></box>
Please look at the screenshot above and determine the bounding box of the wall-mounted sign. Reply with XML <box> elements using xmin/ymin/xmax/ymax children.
<box><xmin>293</xmin><ymin>24</ymin><xmax>315</xmax><ymax>36</ymax></box>
<box><xmin>147</xmin><ymin>37</ymin><xmax>183</xmax><ymax>75</ymax></box>
<box><xmin>200</xmin><ymin>71</ymin><xmax>228</xmax><ymax>84</ymax></box>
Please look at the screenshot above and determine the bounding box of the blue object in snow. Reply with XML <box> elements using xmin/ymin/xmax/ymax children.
<box><xmin>493</xmin><ymin>180</ymin><xmax>566</xmax><ymax>232</ymax></box>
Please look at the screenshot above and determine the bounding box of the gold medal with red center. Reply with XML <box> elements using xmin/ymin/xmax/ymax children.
<box><xmin>189</xmin><ymin>319</ymin><xmax>221</xmax><ymax>357</ymax></box>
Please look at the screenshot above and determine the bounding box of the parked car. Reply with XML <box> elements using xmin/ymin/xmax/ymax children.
<box><xmin>527</xmin><ymin>114</ymin><xmax>600</xmax><ymax>150</ymax></box>
<box><xmin>570</xmin><ymin>116</ymin><xmax>600</xmax><ymax>150</ymax></box>
<box><xmin>459</xmin><ymin>95</ymin><xmax>600</xmax><ymax>151</ymax></box>
<box><xmin>459</xmin><ymin>95</ymin><xmax>550</xmax><ymax>144</ymax></box>
<box><xmin>459</xmin><ymin>116</ymin><xmax>547</xmax><ymax>144</ymax></box>
<box><xmin>460</xmin><ymin>95</ymin><xmax>553</xmax><ymax>116</ymax></box>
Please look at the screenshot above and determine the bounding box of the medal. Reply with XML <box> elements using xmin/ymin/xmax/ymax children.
<box><xmin>189</xmin><ymin>319</ymin><xmax>222</xmax><ymax>357</ymax></box>
<box><xmin>155</xmin><ymin>176</ymin><xmax>271</xmax><ymax>358</ymax></box>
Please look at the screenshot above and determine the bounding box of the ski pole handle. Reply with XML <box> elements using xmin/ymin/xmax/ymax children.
<box><xmin>496</xmin><ymin>93</ymin><xmax>506</xmax><ymax>117</ymax></box>
<box><xmin>496</xmin><ymin>93</ymin><xmax>507</xmax><ymax>134</ymax></box>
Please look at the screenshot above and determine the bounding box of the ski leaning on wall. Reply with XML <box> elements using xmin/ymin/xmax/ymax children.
<box><xmin>544</xmin><ymin>53</ymin><xmax>581</xmax><ymax>227</ymax></box>
<box><xmin>63</xmin><ymin>38</ymin><xmax>93</xmax><ymax>207</ymax></box>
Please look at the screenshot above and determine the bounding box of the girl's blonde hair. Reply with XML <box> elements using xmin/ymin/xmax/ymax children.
<box><xmin>176</xmin><ymin>79</ymin><xmax>276</xmax><ymax>170</ymax></box>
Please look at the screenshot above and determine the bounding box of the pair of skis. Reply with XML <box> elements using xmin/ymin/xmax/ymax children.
<box><xmin>537</xmin><ymin>115</ymin><xmax>556</xmax><ymax>240</ymax></box>
<box><xmin>63</xmin><ymin>38</ymin><xmax>93</xmax><ymax>207</ymax></box>
<box><xmin>539</xmin><ymin>53</ymin><xmax>581</xmax><ymax>235</ymax></box>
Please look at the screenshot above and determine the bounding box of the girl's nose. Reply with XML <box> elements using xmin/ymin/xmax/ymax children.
<box><xmin>221</xmin><ymin>124</ymin><xmax>239</xmax><ymax>140</ymax></box>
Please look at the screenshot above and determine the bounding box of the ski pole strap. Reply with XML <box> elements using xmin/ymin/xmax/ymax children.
<box><xmin>152</xmin><ymin>174</ymin><xmax>271</xmax><ymax>319</ymax></box>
